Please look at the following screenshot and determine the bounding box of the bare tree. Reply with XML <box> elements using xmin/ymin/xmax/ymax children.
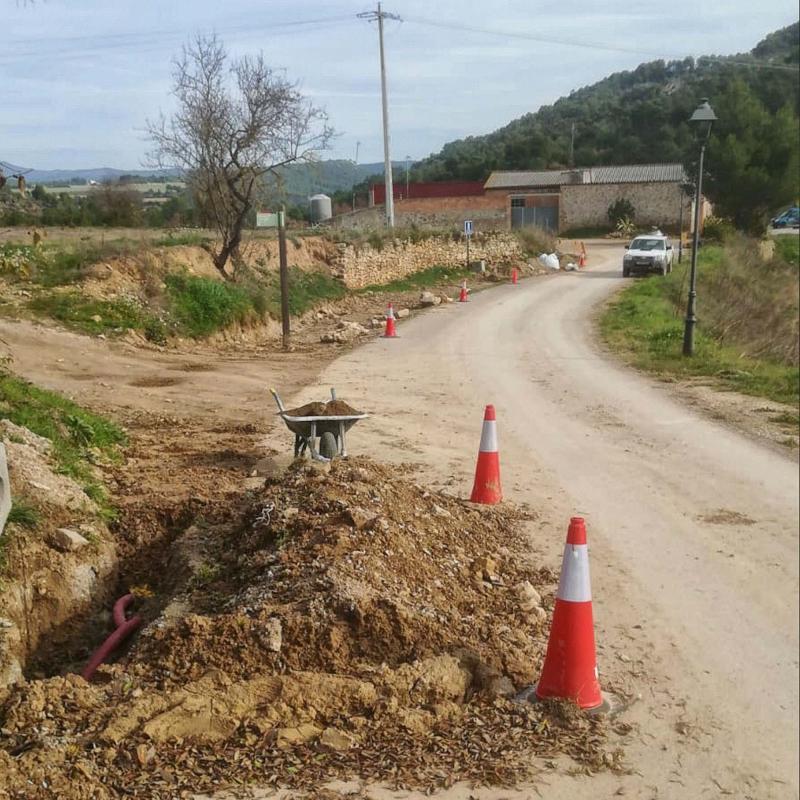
<box><xmin>147</xmin><ymin>34</ymin><xmax>332</xmax><ymax>279</ymax></box>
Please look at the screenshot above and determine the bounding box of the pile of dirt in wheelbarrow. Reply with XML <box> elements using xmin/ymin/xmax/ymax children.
<box><xmin>0</xmin><ymin>458</ymin><xmax>625</xmax><ymax>799</ymax></box>
<box><xmin>285</xmin><ymin>399</ymin><xmax>363</xmax><ymax>417</ymax></box>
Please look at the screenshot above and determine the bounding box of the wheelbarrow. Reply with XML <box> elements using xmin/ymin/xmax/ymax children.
<box><xmin>270</xmin><ymin>387</ymin><xmax>368</xmax><ymax>462</ymax></box>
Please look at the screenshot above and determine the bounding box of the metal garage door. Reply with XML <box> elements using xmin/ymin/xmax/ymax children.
<box><xmin>511</xmin><ymin>205</ymin><xmax>558</xmax><ymax>231</ymax></box>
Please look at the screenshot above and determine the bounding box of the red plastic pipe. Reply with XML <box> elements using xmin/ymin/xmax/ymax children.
<box><xmin>81</xmin><ymin>593</ymin><xmax>142</xmax><ymax>681</ymax></box>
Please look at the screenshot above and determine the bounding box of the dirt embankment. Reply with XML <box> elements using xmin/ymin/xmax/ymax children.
<box><xmin>0</xmin><ymin>420</ymin><xmax>117</xmax><ymax>688</ymax></box>
<box><xmin>80</xmin><ymin>236</ymin><xmax>340</xmax><ymax>301</ymax></box>
<box><xmin>0</xmin><ymin>455</ymin><xmax>627</xmax><ymax>799</ymax></box>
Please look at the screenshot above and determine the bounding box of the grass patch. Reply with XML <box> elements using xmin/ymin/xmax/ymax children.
<box><xmin>28</xmin><ymin>292</ymin><xmax>155</xmax><ymax>337</ymax></box>
<box><xmin>164</xmin><ymin>273</ymin><xmax>256</xmax><ymax>337</ymax></box>
<box><xmin>358</xmin><ymin>264</ymin><xmax>470</xmax><ymax>294</ymax></box>
<box><xmin>281</xmin><ymin>269</ymin><xmax>347</xmax><ymax>315</ymax></box>
<box><xmin>600</xmin><ymin>242</ymin><xmax>799</xmax><ymax>406</ymax></box>
<box><xmin>0</xmin><ymin>241</ymin><xmax>138</xmax><ymax>287</ymax></box>
<box><xmin>7</xmin><ymin>499</ymin><xmax>39</xmax><ymax>529</ymax></box>
<box><xmin>774</xmin><ymin>235</ymin><xmax>799</xmax><ymax>264</ymax></box>
<box><xmin>0</xmin><ymin>371</ymin><xmax>126</xmax><ymax>510</ymax></box>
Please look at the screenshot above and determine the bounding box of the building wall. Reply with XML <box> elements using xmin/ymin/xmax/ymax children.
<box><xmin>331</xmin><ymin>232</ymin><xmax>523</xmax><ymax>289</ymax></box>
<box><xmin>560</xmin><ymin>182</ymin><xmax>689</xmax><ymax>231</ymax></box>
<box><xmin>372</xmin><ymin>181</ymin><xmax>485</xmax><ymax>203</ymax></box>
<box><xmin>332</xmin><ymin>193</ymin><xmax>506</xmax><ymax>232</ymax></box>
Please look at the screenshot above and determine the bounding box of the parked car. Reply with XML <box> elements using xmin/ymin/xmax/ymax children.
<box><xmin>622</xmin><ymin>232</ymin><xmax>674</xmax><ymax>277</ymax></box>
<box><xmin>770</xmin><ymin>206</ymin><xmax>800</xmax><ymax>228</ymax></box>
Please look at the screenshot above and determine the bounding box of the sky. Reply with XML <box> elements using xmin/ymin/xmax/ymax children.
<box><xmin>3</xmin><ymin>0</ymin><xmax>798</xmax><ymax>171</ymax></box>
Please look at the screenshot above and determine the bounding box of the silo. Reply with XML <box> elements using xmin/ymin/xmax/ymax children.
<box><xmin>310</xmin><ymin>193</ymin><xmax>332</xmax><ymax>223</ymax></box>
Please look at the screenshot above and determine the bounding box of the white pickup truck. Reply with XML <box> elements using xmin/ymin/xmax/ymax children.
<box><xmin>622</xmin><ymin>233</ymin><xmax>674</xmax><ymax>277</ymax></box>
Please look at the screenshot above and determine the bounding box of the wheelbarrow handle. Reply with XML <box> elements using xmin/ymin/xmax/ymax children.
<box><xmin>270</xmin><ymin>387</ymin><xmax>286</xmax><ymax>413</ymax></box>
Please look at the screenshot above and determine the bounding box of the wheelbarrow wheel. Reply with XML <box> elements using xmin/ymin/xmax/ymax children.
<box><xmin>319</xmin><ymin>432</ymin><xmax>338</xmax><ymax>460</ymax></box>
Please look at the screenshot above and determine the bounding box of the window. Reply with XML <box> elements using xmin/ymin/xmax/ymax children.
<box><xmin>631</xmin><ymin>238</ymin><xmax>665</xmax><ymax>251</ymax></box>
<box><xmin>510</xmin><ymin>198</ymin><xmax>526</xmax><ymax>208</ymax></box>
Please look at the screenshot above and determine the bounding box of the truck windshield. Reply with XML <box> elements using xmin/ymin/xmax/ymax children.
<box><xmin>631</xmin><ymin>238</ymin><xmax>664</xmax><ymax>251</ymax></box>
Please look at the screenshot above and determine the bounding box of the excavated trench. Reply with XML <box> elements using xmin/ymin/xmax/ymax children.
<box><xmin>22</xmin><ymin>501</ymin><xmax>205</xmax><ymax>680</ymax></box>
<box><xmin>13</xmin><ymin>415</ymin><xmax>264</xmax><ymax>686</ymax></box>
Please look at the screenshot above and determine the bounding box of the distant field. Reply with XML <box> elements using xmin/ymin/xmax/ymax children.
<box><xmin>41</xmin><ymin>181</ymin><xmax>187</xmax><ymax>197</ymax></box>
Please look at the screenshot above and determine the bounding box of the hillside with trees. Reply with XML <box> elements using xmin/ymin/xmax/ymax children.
<box><xmin>412</xmin><ymin>23</ymin><xmax>799</xmax><ymax>231</ymax></box>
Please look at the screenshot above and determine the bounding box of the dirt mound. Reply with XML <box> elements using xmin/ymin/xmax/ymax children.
<box><xmin>0</xmin><ymin>458</ymin><xmax>619</xmax><ymax>798</ymax></box>
<box><xmin>285</xmin><ymin>399</ymin><xmax>363</xmax><ymax>417</ymax></box>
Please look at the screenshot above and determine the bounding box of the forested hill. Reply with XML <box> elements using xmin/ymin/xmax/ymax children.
<box><xmin>412</xmin><ymin>23</ymin><xmax>799</xmax><ymax>186</ymax></box>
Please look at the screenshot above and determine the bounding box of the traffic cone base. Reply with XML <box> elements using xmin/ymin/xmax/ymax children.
<box><xmin>535</xmin><ymin>517</ymin><xmax>602</xmax><ymax>710</ymax></box>
<box><xmin>470</xmin><ymin>405</ymin><xmax>502</xmax><ymax>504</ymax></box>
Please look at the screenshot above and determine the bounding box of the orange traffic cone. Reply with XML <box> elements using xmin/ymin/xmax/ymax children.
<box><xmin>578</xmin><ymin>252</ymin><xmax>586</xmax><ymax>268</ymax></box>
<box><xmin>470</xmin><ymin>405</ymin><xmax>502</xmax><ymax>504</ymax></box>
<box><xmin>511</xmin><ymin>267</ymin><xmax>518</xmax><ymax>284</ymax></box>
<box><xmin>536</xmin><ymin>517</ymin><xmax>603</xmax><ymax>710</ymax></box>
<box><xmin>458</xmin><ymin>280</ymin><xmax>469</xmax><ymax>303</ymax></box>
<box><xmin>383</xmin><ymin>303</ymin><xmax>397</xmax><ymax>338</ymax></box>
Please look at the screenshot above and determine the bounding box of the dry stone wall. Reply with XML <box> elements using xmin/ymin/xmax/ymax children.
<box><xmin>331</xmin><ymin>232</ymin><xmax>523</xmax><ymax>289</ymax></box>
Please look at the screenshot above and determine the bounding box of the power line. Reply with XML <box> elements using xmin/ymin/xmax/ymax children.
<box><xmin>0</xmin><ymin>15</ymin><xmax>354</xmax><ymax>63</ymax></box>
<box><xmin>403</xmin><ymin>14</ymin><xmax>800</xmax><ymax>72</ymax></box>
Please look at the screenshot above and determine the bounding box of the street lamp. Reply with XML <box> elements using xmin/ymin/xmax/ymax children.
<box><xmin>682</xmin><ymin>99</ymin><xmax>717</xmax><ymax>357</ymax></box>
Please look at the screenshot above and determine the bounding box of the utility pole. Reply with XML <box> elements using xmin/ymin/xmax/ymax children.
<box><xmin>358</xmin><ymin>3</ymin><xmax>401</xmax><ymax>229</ymax></box>
<box><xmin>569</xmin><ymin>122</ymin><xmax>576</xmax><ymax>168</ymax></box>
<box><xmin>353</xmin><ymin>141</ymin><xmax>361</xmax><ymax>212</ymax></box>
<box><xmin>278</xmin><ymin>209</ymin><xmax>290</xmax><ymax>350</ymax></box>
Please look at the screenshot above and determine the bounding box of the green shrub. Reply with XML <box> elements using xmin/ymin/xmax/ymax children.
<box><xmin>164</xmin><ymin>273</ymin><xmax>254</xmax><ymax>337</ymax></box>
<box><xmin>608</xmin><ymin>198</ymin><xmax>636</xmax><ymax>226</ymax></box>
<box><xmin>366</xmin><ymin>231</ymin><xmax>385</xmax><ymax>251</ymax></box>
<box><xmin>702</xmin><ymin>216</ymin><xmax>736</xmax><ymax>243</ymax></box>
<box><xmin>514</xmin><ymin>227</ymin><xmax>556</xmax><ymax>256</ymax></box>
<box><xmin>143</xmin><ymin>316</ymin><xmax>168</xmax><ymax>344</ymax></box>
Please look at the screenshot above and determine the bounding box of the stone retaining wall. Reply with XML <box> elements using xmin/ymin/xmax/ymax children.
<box><xmin>331</xmin><ymin>232</ymin><xmax>523</xmax><ymax>289</ymax></box>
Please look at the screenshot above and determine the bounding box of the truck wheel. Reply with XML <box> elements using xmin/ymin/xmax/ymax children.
<box><xmin>622</xmin><ymin>266</ymin><xmax>630</xmax><ymax>277</ymax></box>
<box><xmin>319</xmin><ymin>432</ymin><xmax>338</xmax><ymax>460</ymax></box>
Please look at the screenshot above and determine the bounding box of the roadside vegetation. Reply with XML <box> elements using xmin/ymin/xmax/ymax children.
<box><xmin>601</xmin><ymin>233</ymin><xmax>799</xmax><ymax>409</ymax></box>
<box><xmin>359</xmin><ymin>264</ymin><xmax>472</xmax><ymax>294</ymax></box>
<box><xmin>0</xmin><ymin>370</ymin><xmax>126</xmax><ymax>520</ymax></box>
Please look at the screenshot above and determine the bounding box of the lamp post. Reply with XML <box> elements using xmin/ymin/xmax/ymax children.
<box><xmin>682</xmin><ymin>99</ymin><xmax>717</xmax><ymax>357</ymax></box>
<box><xmin>405</xmin><ymin>155</ymin><xmax>411</xmax><ymax>200</ymax></box>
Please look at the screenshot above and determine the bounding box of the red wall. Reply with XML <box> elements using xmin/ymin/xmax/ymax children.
<box><xmin>372</xmin><ymin>181</ymin><xmax>485</xmax><ymax>203</ymax></box>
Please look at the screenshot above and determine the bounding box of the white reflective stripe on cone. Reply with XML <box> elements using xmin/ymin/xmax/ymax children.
<box><xmin>557</xmin><ymin>544</ymin><xmax>592</xmax><ymax>602</ymax></box>
<box><xmin>479</xmin><ymin>420</ymin><xmax>498</xmax><ymax>453</ymax></box>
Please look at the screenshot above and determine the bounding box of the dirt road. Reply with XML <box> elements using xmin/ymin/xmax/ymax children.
<box><xmin>273</xmin><ymin>242</ymin><xmax>799</xmax><ymax>799</ymax></box>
